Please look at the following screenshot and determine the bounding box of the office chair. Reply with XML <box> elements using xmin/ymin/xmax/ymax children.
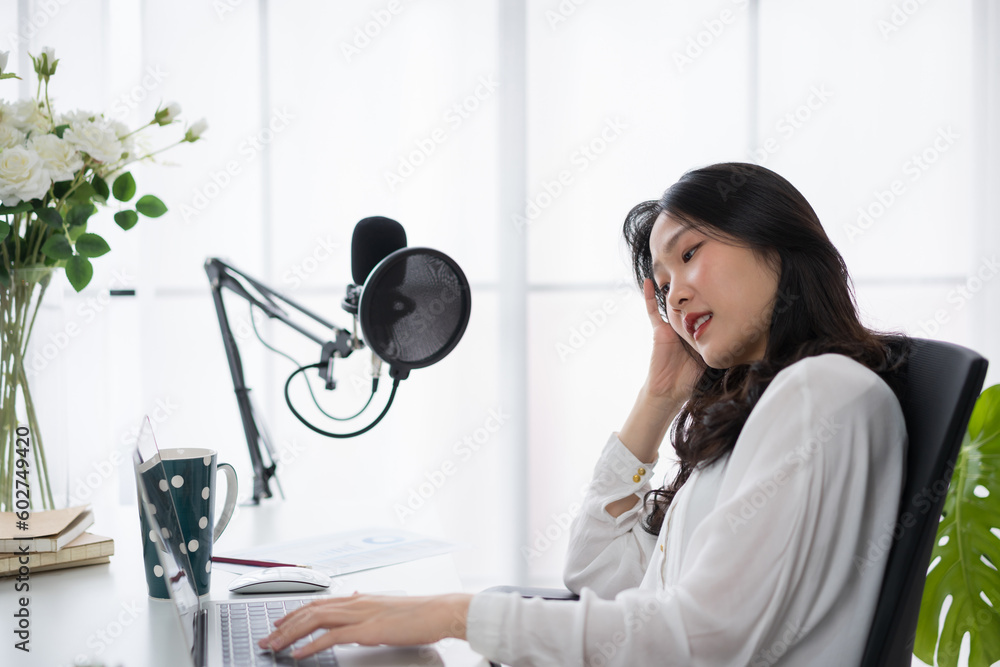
<box><xmin>482</xmin><ymin>339</ymin><xmax>988</xmax><ymax>667</ymax></box>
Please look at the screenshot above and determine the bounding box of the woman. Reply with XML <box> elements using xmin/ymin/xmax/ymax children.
<box><xmin>260</xmin><ymin>162</ymin><xmax>911</xmax><ymax>665</ymax></box>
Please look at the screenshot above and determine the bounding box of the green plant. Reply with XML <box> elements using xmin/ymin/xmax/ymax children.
<box><xmin>915</xmin><ymin>384</ymin><xmax>1000</xmax><ymax>666</ymax></box>
<box><xmin>0</xmin><ymin>46</ymin><xmax>206</xmax><ymax>291</ymax></box>
<box><xmin>0</xmin><ymin>47</ymin><xmax>206</xmax><ymax>511</ymax></box>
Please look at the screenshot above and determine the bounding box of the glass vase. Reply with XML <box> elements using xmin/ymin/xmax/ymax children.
<box><xmin>0</xmin><ymin>266</ymin><xmax>60</xmax><ymax>512</ymax></box>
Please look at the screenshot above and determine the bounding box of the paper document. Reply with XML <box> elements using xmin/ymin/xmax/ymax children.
<box><xmin>218</xmin><ymin>528</ymin><xmax>461</xmax><ymax>576</ymax></box>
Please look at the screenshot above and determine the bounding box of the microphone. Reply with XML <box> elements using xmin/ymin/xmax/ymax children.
<box><xmin>358</xmin><ymin>247</ymin><xmax>471</xmax><ymax>381</ymax></box>
<box><xmin>342</xmin><ymin>216</ymin><xmax>407</xmax><ymax>315</ymax></box>
<box><xmin>284</xmin><ymin>220</ymin><xmax>471</xmax><ymax>437</ymax></box>
<box><xmin>339</xmin><ymin>216</ymin><xmax>407</xmax><ymax>390</ymax></box>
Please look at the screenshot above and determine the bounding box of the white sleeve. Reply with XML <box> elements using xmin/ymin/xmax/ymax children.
<box><xmin>466</xmin><ymin>356</ymin><xmax>905</xmax><ymax>666</ymax></box>
<box><xmin>562</xmin><ymin>432</ymin><xmax>660</xmax><ymax>599</ymax></box>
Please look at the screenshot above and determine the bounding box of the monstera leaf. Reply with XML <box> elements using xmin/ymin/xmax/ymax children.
<box><xmin>915</xmin><ymin>384</ymin><xmax>1000</xmax><ymax>666</ymax></box>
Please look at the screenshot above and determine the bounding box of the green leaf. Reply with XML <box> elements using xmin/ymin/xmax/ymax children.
<box><xmin>67</xmin><ymin>223</ymin><xmax>88</xmax><ymax>243</ymax></box>
<box><xmin>65</xmin><ymin>255</ymin><xmax>93</xmax><ymax>292</ymax></box>
<box><xmin>0</xmin><ymin>263</ymin><xmax>9</xmax><ymax>287</ymax></box>
<box><xmin>75</xmin><ymin>233</ymin><xmax>110</xmax><ymax>258</ymax></box>
<box><xmin>114</xmin><ymin>209</ymin><xmax>139</xmax><ymax>231</ymax></box>
<box><xmin>69</xmin><ymin>181</ymin><xmax>97</xmax><ymax>203</ymax></box>
<box><xmin>915</xmin><ymin>384</ymin><xmax>1000</xmax><ymax>667</ymax></box>
<box><xmin>112</xmin><ymin>172</ymin><xmax>136</xmax><ymax>202</ymax></box>
<box><xmin>53</xmin><ymin>124</ymin><xmax>69</xmax><ymax>139</ymax></box>
<box><xmin>0</xmin><ymin>220</ymin><xmax>9</xmax><ymax>244</ymax></box>
<box><xmin>92</xmin><ymin>175</ymin><xmax>110</xmax><ymax>202</ymax></box>
<box><xmin>35</xmin><ymin>208</ymin><xmax>63</xmax><ymax>230</ymax></box>
<box><xmin>52</xmin><ymin>181</ymin><xmax>71</xmax><ymax>199</ymax></box>
<box><xmin>135</xmin><ymin>194</ymin><xmax>167</xmax><ymax>218</ymax></box>
<box><xmin>0</xmin><ymin>201</ymin><xmax>33</xmax><ymax>215</ymax></box>
<box><xmin>66</xmin><ymin>204</ymin><xmax>95</xmax><ymax>227</ymax></box>
<box><xmin>40</xmin><ymin>234</ymin><xmax>73</xmax><ymax>260</ymax></box>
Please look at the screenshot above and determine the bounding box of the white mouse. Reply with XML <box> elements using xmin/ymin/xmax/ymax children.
<box><xmin>228</xmin><ymin>566</ymin><xmax>332</xmax><ymax>594</ymax></box>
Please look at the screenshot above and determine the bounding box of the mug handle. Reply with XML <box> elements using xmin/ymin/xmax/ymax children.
<box><xmin>213</xmin><ymin>463</ymin><xmax>239</xmax><ymax>542</ymax></box>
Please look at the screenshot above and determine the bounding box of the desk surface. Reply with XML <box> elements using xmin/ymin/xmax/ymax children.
<box><xmin>0</xmin><ymin>498</ymin><xmax>487</xmax><ymax>666</ymax></box>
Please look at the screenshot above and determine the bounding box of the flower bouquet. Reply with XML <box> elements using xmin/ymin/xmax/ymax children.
<box><xmin>0</xmin><ymin>47</ymin><xmax>206</xmax><ymax>510</ymax></box>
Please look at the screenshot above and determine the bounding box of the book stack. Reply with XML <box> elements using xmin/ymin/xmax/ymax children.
<box><xmin>0</xmin><ymin>505</ymin><xmax>114</xmax><ymax>577</ymax></box>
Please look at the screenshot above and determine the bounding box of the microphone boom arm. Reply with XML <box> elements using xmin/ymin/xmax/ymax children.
<box><xmin>205</xmin><ymin>257</ymin><xmax>360</xmax><ymax>503</ymax></box>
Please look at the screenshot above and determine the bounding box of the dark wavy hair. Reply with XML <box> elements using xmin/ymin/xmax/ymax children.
<box><xmin>623</xmin><ymin>162</ymin><xmax>911</xmax><ymax>536</ymax></box>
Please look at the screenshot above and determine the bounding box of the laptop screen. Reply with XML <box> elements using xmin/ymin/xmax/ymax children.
<box><xmin>133</xmin><ymin>415</ymin><xmax>201</xmax><ymax>661</ymax></box>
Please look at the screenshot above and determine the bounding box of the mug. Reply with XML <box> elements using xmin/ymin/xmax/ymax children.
<box><xmin>138</xmin><ymin>448</ymin><xmax>238</xmax><ymax>598</ymax></box>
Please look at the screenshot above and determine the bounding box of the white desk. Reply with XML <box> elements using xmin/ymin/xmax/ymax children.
<box><xmin>0</xmin><ymin>498</ymin><xmax>487</xmax><ymax>666</ymax></box>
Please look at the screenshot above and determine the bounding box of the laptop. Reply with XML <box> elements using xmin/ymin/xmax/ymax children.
<box><xmin>133</xmin><ymin>416</ymin><xmax>443</xmax><ymax>667</ymax></box>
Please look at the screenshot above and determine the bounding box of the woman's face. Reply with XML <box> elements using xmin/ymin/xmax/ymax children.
<box><xmin>649</xmin><ymin>211</ymin><xmax>780</xmax><ymax>369</ymax></box>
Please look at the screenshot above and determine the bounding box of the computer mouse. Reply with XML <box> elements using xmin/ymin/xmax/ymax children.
<box><xmin>228</xmin><ymin>566</ymin><xmax>332</xmax><ymax>594</ymax></box>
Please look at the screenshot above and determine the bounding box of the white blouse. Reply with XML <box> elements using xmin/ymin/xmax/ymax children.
<box><xmin>466</xmin><ymin>353</ymin><xmax>907</xmax><ymax>666</ymax></box>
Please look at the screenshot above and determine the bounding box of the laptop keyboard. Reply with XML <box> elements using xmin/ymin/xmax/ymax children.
<box><xmin>220</xmin><ymin>599</ymin><xmax>338</xmax><ymax>666</ymax></box>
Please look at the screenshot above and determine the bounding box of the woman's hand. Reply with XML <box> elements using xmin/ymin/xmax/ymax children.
<box><xmin>614</xmin><ymin>279</ymin><xmax>704</xmax><ymax>469</ymax></box>
<box><xmin>258</xmin><ymin>592</ymin><xmax>473</xmax><ymax>659</ymax></box>
<box><xmin>641</xmin><ymin>278</ymin><xmax>703</xmax><ymax>404</ymax></box>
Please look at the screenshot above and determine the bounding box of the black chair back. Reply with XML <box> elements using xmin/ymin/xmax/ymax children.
<box><xmin>860</xmin><ymin>339</ymin><xmax>988</xmax><ymax>666</ymax></box>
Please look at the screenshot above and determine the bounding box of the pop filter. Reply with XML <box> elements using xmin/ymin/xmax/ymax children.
<box><xmin>359</xmin><ymin>247</ymin><xmax>471</xmax><ymax>381</ymax></box>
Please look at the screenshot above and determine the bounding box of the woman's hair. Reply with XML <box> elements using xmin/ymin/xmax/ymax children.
<box><xmin>622</xmin><ymin>162</ymin><xmax>911</xmax><ymax>536</ymax></box>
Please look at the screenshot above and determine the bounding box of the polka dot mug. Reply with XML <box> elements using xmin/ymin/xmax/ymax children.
<box><xmin>138</xmin><ymin>448</ymin><xmax>238</xmax><ymax>598</ymax></box>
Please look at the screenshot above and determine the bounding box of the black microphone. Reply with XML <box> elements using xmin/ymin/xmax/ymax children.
<box><xmin>342</xmin><ymin>216</ymin><xmax>407</xmax><ymax>315</ymax></box>
<box><xmin>284</xmin><ymin>223</ymin><xmax>471</xmax><ymax>438</ymax></box>
<box><xmin>340</xmin><ymin>216</ymin><xmax>406</xmax><ymax>389</ymax></box>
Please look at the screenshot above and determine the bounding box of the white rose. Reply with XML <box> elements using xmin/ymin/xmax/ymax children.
<box><xmin>0</xmin><ymin>146</ymin><xmax>51</xmax><ymax>205</ymax></box>
<box><xmin>108</xmin><ymin>119</ymin><xmax>136</xmax><ymax>160</ymax></box>
<box><xmin>0</xmin><ymin>122</ymin><xmax>26</xmax><ymax>150</ymax></box>
<box><xmin>108</xmin><ymin>119</ymin><xmax>129</xmax><ymax>138</ymax></box>
<box><xmin>57</xmin><ymin>109</ymin><xmax>98</xmax><ymax>126</ymax></box>
<box><xmin>0</xmin><ymin>50</ymin><xmax>9</xmax><ymax>73</ymax></box>
<box><xmin>29</xmin><ymin>133</ymin><xmax>83</xmax><ymax>183</ymax></box>
<box><xmin>185</xmin><ymin>118</ymin><xmax>208</xmax><ymax>142</ymax></box>
<box><xmin>63</xmin><ymin>119</ymin><xmax>125</xmax><ymax>164</ymax></box>
<box><xmin>11</xmin><ymin>99</ymin><xmax>50</xmax><ymax>135</ymax></box>
<box><xmin>155</xmin><ymin>102</ymin><xmax>182</xmax><ymax>125</ymax></box>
